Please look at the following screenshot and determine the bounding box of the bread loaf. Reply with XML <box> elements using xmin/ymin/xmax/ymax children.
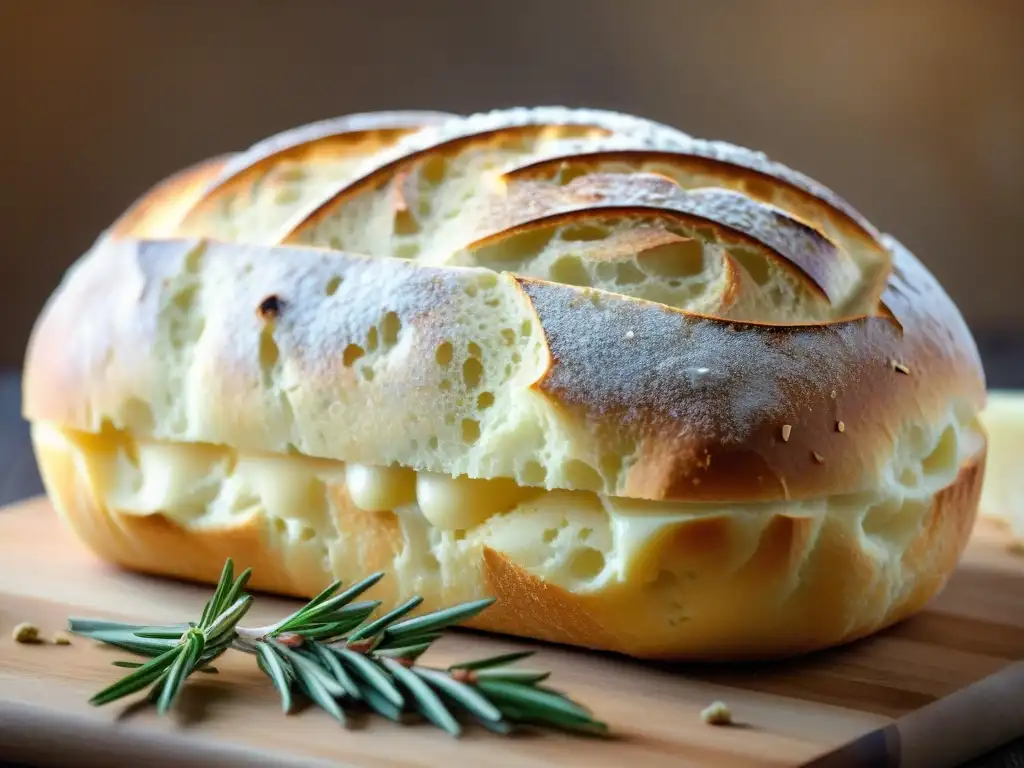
<box><xmin>23</xmin><ymin>107</ymin><xmax>987</xmax><ymax>659</ymax></box>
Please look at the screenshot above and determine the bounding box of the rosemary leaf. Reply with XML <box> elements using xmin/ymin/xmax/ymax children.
<box><xmin>68</xmin><ymin>618</ymin><xmax>188</xmax><ymax>635</ymax></box>
<box><xmin>90</xmin><ymin>645</ymin><xmax>182</xmax><ymax>706</ymax></box>
<box><xmin>474</xmin><ymin>681</ymin><xmax>606</xmax><ymax>733</ymax></box>
<box><xmin>382</xmin><ymin>598</ymin><xmax>495</xmax><ymax>643</ymax></box>
<box><xmin>413</xmin><ymin>667</ymin><xmax>503</xmax><ymax>723</ymax></box>
<box><xmin>268</xmin><ymin>580</ymin><xmax>341</xmax><ymax>635</ymax></box>
<box><xmin>473</xmin><ymin>668</ymin><xmax>551</xmax><ymax>685</ymax></box>
<box><xmin>347</xmin><ymin>596</ymin><xmax>423</xmax><ymax>642</ymax></box>
<box><xmin>132</xmin><ymin>628</ymin><xmax>193</xmax><ymax>640</ymax></box>
<box><xmin>501</xmin><ymin>706</ymin><xmax>608</xmax><ymax>735</ymax></box>
<box><xmin>291</xmin><ymin>667</ymin><xmax>347</xmax><ymax>725</ymax></box>
<box><xmin>271</xmin><ymin>643</ymin><xmax>347</xmax><ymax>699</ymax></box>
<box><xmin>372</xmin><ymin>642</ymin><xmax>434</xmax><ymax>662</ymax></box>
<box><xmin>256</xmin><ymin>642</ymin><xmax>294</xmax><ymax>714</ymax></box>
<box><xmin>157</xmin><ymin>631</ymin><xmax>205</xmax><ymax>714</ymax></box>
<box><xmin>296</xmin><ymin>679</ymin><xmax>348</xmax><ymax>729</ymax></box>
<box><xmin>448</xmin><ymin>651</ymin><xmax>536</xmax><ymax>671</ymax></box>
<box><xmin>305</xmin><ymin>580</ymin><xmax>347</xmax><ymax>611</ymax></box>
<box><xmin>220</xmin><ymin>568</ymin><xmax>253</xmax><ymax>615</ymax></box>
<box><xmin>492</xmin><ymin>701</ymin><xmax>527</xmax><ymax>720</ymax></box>
<box><xmin>321</xmin><ymin>599</ymin><xmax>382</xmax><ymax>621</ymax></box>
<box><xmin>205</xmin><ymin>595</ymin><xmax>255</xmax><ymax>643</ymax></box>
<box><xmin>309</xmin><ymin>644</ymin><xmax>361</xmax><ymax>700</ymax></box>
<box><xmin>292</xmin><ymin>580</ymin><xmax>386</xmax><ymax>628</ymax></box>
<box><xmin>199</xmin><ymin>559</ymin><xmax>235</xmax><ymax>629</ymax></box>
<box><xmin>196</xmin><ymin>648</ymin><xmax>231</xmax><ymax>676</ymax></box>
<box><xmin>360</xmin><ymin>686</ymin><xmax>407</xmax><ymax>723</ymax></box>
<box><xmin>375</xmin><ymin>631</ymin><xmax>443</xmax><ymax>652</ymax></box>
<box><xmin>296</xmin><ymin>620</ymin><xmax>361</xmax><ymax>643</ymax></box>
<box><xmin>303</xmin><ymin>600</ymin><xmax>381</xmax><ymax>635</ymax></box>
<box><xmin>336</xmin><ymin>648</ymin><xmax>404</xmax><ymax>708</ymax></box>
<box><xmin>329</xmin><ymin>571</ymin><xmax>387</xmax><ymax>606</ymax></box>
<box><xmin>381</xmin><ymin>657</ymin><xmax>461</xmax><ymax>737</ymax></box>
<box><xmin>272</xmin><ymin>572</ymin><xmax>384</xmax><ymax>635</ymax></box>
<box><xmin>76</xmin><ymin>631</ymin><xmax>181</xmax><ymax>656</ymax></box>
<box><xmin>146</xmin><ymin>670</ymin><xmax>171</xmax><ymax>704</ymax></box>
<box><xmin>475</xmin><ymin>681</ymin><xmax>594</xmax><ymax>720</ymax></box>
<box><xmin>476</xmin><ymin>717</ymin><xmax>516</xmax><ymax>735</ymax></box>
<box><xmin>113</xmin><ymin>654</ymin><xmax>222</xmax><ymax>673</ymax></box>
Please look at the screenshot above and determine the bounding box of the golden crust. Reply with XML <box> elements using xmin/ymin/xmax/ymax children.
<box><xmin>108</xmin><ymin>155</ymin><xmax>232</xmax><ymax>239</ymax></box>
<box><xmin>176</xmin><ymin>111</ymin><xmax>455</xmax><ymax>240</ymax></box>
<box><xmin>33</xmin><ymin>421</ymin><xmax>984</xmax><ymax>660</ymax></box>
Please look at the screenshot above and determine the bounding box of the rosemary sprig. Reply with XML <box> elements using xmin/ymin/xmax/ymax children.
<box><xmin>71</xmin><ymin>560</ymin><xmax>254</xmax><ymax>713</ymax></box>
<box><xmin>70</xmin><ymin>559</ymin><xmax>606</xmax><ymax>737</ymax></box>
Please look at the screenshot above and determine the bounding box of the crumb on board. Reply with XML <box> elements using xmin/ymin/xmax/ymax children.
<box><xmin>53</xmin><ymin>631</ymin><xmax>72</xmax><ymax>645</ymax></box>
<box><xmin>781</xmin><ymin>424</ymin><xmax>792</xmax><ymax>442</ymax></box>
<box><xmin>12</xmin><ymin>622</ymin><xmax>41</xmax><ymax>644</ymax></box>
<box><xmin>701</xmin><ymin>700</ymin><xmax>733</xmax><ymax>726</ymax></box>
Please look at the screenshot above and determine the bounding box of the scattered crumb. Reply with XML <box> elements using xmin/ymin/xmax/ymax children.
<box><xmin>830</xmin><ymin>389</ymin><xmax>837</xmax><ymax>399</ymax></box>
<box><xmin>836</xmin><ymin>421</ymin><xmax>845</xmax><ymax>433</ymax></box>
<box><xmin>12</xmin><ymin>622</ymin><xmax>41</xmax><ymax>644</ymax></box>
<box><xmin>891</xmin><ymin>360</ymin><xmax>910</xmax><ymax>375</ymax></box>
<box><xmin>701</xmin><ymin>700</ymin><xmax>733</xmax><ymax>726</ymax></box>
<box><xmin>53</xmin><ymin>632</ymin><xmax>72</xmax><ymax>645</ymax></box>
<box><xmin>812</xmin><ymin>451</ymin><xmax>825</xmax><ymax>463</ymax></box>
<box><xmin>624</xmin><ymin>330</ymin><xmax>635</xmax><ymax>340</ymax></box>
<box><xmin>781</xmin><ymin>424</ymin><xmax>792</xmax><ymax>442</ymax></box>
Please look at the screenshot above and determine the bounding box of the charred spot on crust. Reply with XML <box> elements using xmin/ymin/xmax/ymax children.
<box><xmin>257</xmin><ymin>295</ymin><xmax>283</xmax><ymax>320</ymax></box>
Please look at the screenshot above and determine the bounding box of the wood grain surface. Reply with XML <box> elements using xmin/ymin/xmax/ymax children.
<box><xmin>0</xmin><ymin>496</ymin><xmax>1021</xmax><ymax>768</ymax></box>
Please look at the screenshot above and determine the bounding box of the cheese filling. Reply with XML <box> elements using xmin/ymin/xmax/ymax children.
<box><xmin>978</xmin><ymin>391</ymin><xmax>1024</xmax><ymax>542</ymax></box>
<box><xmin>33</xmin><ymin>409</ymin><xmax>980</xmax><ymax>598</ymax></box>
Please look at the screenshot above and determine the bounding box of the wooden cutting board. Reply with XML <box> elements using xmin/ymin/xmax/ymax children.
<box><xmin>1</xmin><ymin>497</ymin><xmax>1022</xmax><ymax>768</ymax></box>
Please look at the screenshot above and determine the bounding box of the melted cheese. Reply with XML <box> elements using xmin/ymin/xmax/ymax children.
<box><xmin>34</xmin><ymin>404</ymin><xmax>982</xmax><ymax>597</ymax></box>
<box><xmin>415</xmin><ymin>472</ymin><xmax>536</xmax><ymax>530</ymax></box>
<box><xmin>345</xmin><ymin>463</ymin><xmax>416</xmax><ymax>512</ymax></box>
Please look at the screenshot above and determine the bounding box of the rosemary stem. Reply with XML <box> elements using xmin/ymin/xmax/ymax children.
<box><xmin>234</xmin><ymin>624</ymin><xmax>275</xmax><ymax>640</ymax></box>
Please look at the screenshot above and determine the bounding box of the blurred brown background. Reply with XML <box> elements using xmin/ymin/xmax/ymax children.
<box><xmin>1</xmin><ymin>0</ymin><xmax>1021</xmax><ymax>370</ymax></box>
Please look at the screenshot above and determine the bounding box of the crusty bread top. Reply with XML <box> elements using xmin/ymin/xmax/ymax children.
<box><xmin>23</xmin><ymin>107</ymin><xmax>986</xmax><ymax>503</ymax></box>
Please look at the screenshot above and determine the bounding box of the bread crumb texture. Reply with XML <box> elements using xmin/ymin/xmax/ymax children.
<box><xmin>22</xmin><ymin>107</ymin><xmax>988</xmax><ymax>659</ymax></box>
